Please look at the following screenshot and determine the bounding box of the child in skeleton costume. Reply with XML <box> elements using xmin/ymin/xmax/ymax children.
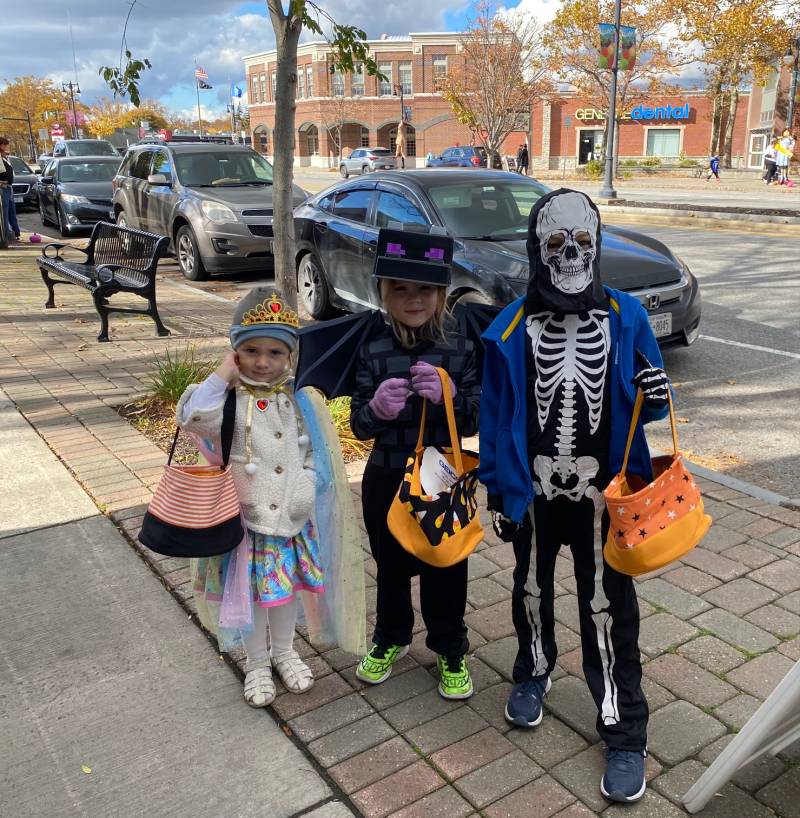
<box><xmin>479</xmin><ymin>190</ymin><xmax>670</xmax><ymax>804</ymax></box>
<box><xmin>177</xmin><ymin>287</ymin><xmax>365</xmax><ymax>709</ymax></box>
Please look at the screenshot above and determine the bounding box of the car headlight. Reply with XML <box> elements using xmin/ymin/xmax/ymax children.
<box><xmin>60</xmin><ymin>193</ymin><xmax>89</xmax><ymax>205</ymax></box>
<box><xmin>675</xmin><ymin>256</ymin><xmax>692</xmax><ymax>286</ymax></box>
<box><xmin>201</xmin><ymin>201</ymin><xmax>237</xmax><ymax>223</ymax></box>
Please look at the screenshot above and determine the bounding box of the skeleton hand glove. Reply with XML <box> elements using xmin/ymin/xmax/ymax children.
<box><xmin>410</xmin><ymin>362</ymin><xmax>457</xmax><ymax>405</ymax></box>
<box><xmin>632</xmin><ymin>367</ymin><xmax>670</xmax><ymax>408</ymax></box>
<box><xmin>491</xmin><ymin>510</ymin><xmax>519</xmax><ymax>542</ymax></box>
<box><xmin>369</xmin><ymin>378</ymin><xmax>410</xmax><ymax>421</ymax></box>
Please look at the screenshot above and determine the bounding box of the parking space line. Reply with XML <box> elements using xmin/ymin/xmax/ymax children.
<box><xmin>700</xmin><ymin>334</ymin><xmax>800</xmax><ymax>361</ymax></box>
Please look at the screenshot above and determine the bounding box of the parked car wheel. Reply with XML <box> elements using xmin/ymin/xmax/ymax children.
<box><xmin>56</xmin><ymin>202</ymin><xmax>72</xmax><ymax>237</ymax></box>
<box><xmin>339</xmin><ymin>164</ymin><xmax>349</xmax><ymax>179</ymax></box>
<box><xmin>38</xmin><ymin>197</ymin><xmax>50</xmax><ymax>227</ymax></box>
<box><xmin>297</xmin><ymin>252</ymin><xmax>333</xmax><ymax>319</ymax></box>
<box><xmin>176</xmin><ymin>225</ymin><xmax>209</xmax><ymax>281</ymax></box>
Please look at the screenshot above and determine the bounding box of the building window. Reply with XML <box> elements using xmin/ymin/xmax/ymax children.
<box><xmin>260</xmin><ymin>74</ymin><xmax>266</xmax><ymax>103</ymax></box>
<box><xmin>390</xmin><ymin>125</ymin><xmax>416</xmax><ymax>156</ymax></box>
<box><xmin>306</xmin><ymin>125</ymin><xmax>319</xmax><ymax>155</ymax></box>
<box><xmin>432</xmin><ymin>55</ymin><xmax>448</xmax><ymax>81</ymax></box>
<box><xmin>270</xmin><ymin>72</ymin><xmax>277</xmax><ymax>101</ymax></box>
<box><xmin>251</xmin><ymin>75</ymin><xmax>259</xmax><ymax>103</ymax></box>
<box><xmin>331</xmin><ymin>69</ymin><xmax>345</xmax><ymax>97</ymax></box>
<box><xmin>351</xmin><ymin>62</ymin><xmax>364</xmax><ymax>97</ymax></box>
<box><xmin>646</xmin><ymin>128</ymin><xmax>681</xmax><ymax>158</ymax></box>
<box><xmin>378</xmin><ymin>62</ymin><xmax>392</xmax><ymax>96</ymax></box>
<box><xmin>306</xmin><ymin>66</ymin><xmax>314</xmax><ymax>98</ymax></box>
<box><xmin>399</xmin><ymin>62</ymin><xmax>412</xmax><ymax>95</ymax></box>
<box><xmin>297</xmin><ymin>69</ymin><xmax>305</xmax><ymax>99</ymax></box>
<box><xmin>361</xmin><ymin>126</ymin><xmax>370</xmax><ymax>147</ymax></box>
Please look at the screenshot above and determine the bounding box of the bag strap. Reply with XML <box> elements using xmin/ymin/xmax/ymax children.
<box><xmin>619</xmin><ymin>388</ymin><xmax>678</xmax><ymax>479</ymax></box>
<box><xmin>167</xmin><ymin>388</ymin><xmax>237</xmax><ymax>467</ymax></box>
<box><xmin>413</xmin><ymin>368</ymin><xmax>464</xmax><ymax>474</ymax></box>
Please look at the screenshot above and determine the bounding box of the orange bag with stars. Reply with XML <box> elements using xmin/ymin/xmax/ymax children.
<box><xmin>603</xmin><ymin>389</ymin><xmax>712</xmax><ymax>577</ymax></box>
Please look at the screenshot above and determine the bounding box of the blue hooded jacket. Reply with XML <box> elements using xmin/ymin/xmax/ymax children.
<box><xmin>478</xmin><ymin>287</ymin><xmax>668</xmax><ymax>523</ymax></box>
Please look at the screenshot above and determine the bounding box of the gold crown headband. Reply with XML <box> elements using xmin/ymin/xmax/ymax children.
<box><xmin>240</xmin><ymin>292</ymin><xmax>300</xmax><ymax>328</ymax></box>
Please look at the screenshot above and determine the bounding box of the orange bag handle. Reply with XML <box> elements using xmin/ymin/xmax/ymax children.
<box><xmin>414</xmin><ymin>367</ymin><xmax>464</xmax><ymax>475</ymax></box>
<box><xmin>619</xmin><ymin>388</ymin><xmax>679</xmax><ymax>479</ymax></box>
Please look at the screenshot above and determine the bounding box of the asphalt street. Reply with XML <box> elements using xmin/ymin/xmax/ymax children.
<box><xmin>15</xmin><ymin>206</ymin><xmax>800</xmax><ymax>500</ymax></box>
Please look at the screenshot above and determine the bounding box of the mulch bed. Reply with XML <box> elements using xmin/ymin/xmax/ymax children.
<box><xmin>118</xmin><ymin>398</ymin><xmax>198</xmax><ymax>465</ymax></box>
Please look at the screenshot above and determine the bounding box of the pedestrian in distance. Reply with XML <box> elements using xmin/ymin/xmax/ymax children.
<box><xmin>480</xmin><ymin>189</ymin><xmax>671</xmax><ymax>804</ymax></box>
<box><xmin>706</xmin><ymin>153</ymin><xmax>720</xmax><ymax>182</ymax></box>
<box><xmin>0</xmin><ymin>137</ymin><xmax>21</xmax><ymax>243</ymax></box>
<box><xmin>177</xmin><ymin>287</ymin><xmax>364</xmax><ymax>709</ymax></box>
<box><xmin>763</xmin><ymin>138</ymin><xmax>779</xmax><ymax>184</ymax></box>
<box><xmin>775</xmin><ymin>129</ymin><xmax>795</xmax><ymax>185</ymax></box>
<box><xmin>517</xmin><ymin>142</ymin><xmax>529</xmax><ymax>175</ymax></box>
<box><xmin>350</xmin><ymin>241</ymin><xmax>480</xmax><ymax>700</ymax></box>
<box><xmin>395</xmin><ymin>122</ymin><xmax>406</xmax><ymax>170</ymax></box>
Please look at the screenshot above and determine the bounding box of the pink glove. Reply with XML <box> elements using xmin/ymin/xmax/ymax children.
<box><xmin>410</xmin><ymin>362</ymin><xmax>457</xmax><ymax>405</ymax></box>
<box><xmin>369</xmin><ymin>378</ymin><xmax>410</xmax><ymax>421</ymax></box>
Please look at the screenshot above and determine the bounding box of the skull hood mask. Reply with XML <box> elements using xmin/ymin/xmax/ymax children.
<box><xmin>526</xmin><ymin>188</ymin><xmax>607</xmax><ymax>314</ymax></box>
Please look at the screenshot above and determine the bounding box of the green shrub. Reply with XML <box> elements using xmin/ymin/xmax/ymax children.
<box><xmin>640</xmin><ymin>156</ymin><xmax>662</xmax><ymax>167</ymax></box>
<box><xmin>146</xmin><ymin>345</ymin><xmax>218</xmax><ymax>407</ymax></box>
<box><xmin>584</xmin><ymin>158</ymin><xmax>604</xmax><ymax>179</ymax></box>
<box><xmin>678</xmin><ymin>157</ymin><xmax>698</xmax><ymax>167</ymax></box>
<box><xmin>326</xmin><ymin>397</ymin><xmax>372</xmax><ymax>461</ymax></box>
<box><xmin>621</xmin><ymin>159</ymin><xmax>638</xmax><ymax>167</ymax></box>
<box><xmin>621</xmin><ymin>170</ymin><xmax>633</xmax><ymax>179</ymax></box>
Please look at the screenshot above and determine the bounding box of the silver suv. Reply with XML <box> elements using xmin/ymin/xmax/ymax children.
<box><xmin>112</xmin><ymin>142</ymin><xmax>307</xmax><ymax>280</ymax></box>
<box><xmin>339</xmin><ymin>147</ymin><xmax>396</xmax><ymax>178</ymax></box>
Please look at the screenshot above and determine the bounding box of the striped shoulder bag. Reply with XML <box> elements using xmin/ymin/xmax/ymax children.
<box><xmin>139</xmin><ymin>389</ymin><xmax>244</xmax><ymax>558</ymax></box>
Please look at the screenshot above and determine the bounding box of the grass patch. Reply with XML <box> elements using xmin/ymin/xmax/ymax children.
<box><xmin>146</xmin><ymin>344</ymin><xmax>218</xmax><ymax>406</ymax></box>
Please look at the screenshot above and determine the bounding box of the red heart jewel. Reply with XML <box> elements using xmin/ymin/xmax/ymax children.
<box><xmin>269</xmin><ymin>301</ymin><xmax>281</xmax><ymax>313</ymax></box>
<box><xmin>256</xmin><ymin>399</ymin><xmax>269</xmax><ymax>411</ymax></box>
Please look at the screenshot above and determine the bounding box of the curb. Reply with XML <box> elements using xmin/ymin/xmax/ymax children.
<box><xmin>597</xmin><ymin>205</ymin><xmax>800</xmax><ymax>236</ymax></box>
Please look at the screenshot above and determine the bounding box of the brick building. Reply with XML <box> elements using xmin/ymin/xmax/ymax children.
<box><xmin>246</xmin><ymin>32</ymin><xmax>779</xmax><ymax>172</ymax></box>
<box><xmin>244</xmin><ymin>33</ymin><xmax>527</xmax><ymax>168</ymax></box>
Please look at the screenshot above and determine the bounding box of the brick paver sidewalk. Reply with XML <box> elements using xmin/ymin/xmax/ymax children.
<box><xmin>3</xmin><ymin>241</ymin><xmax>800</xmax><ymax>817</ymax></box>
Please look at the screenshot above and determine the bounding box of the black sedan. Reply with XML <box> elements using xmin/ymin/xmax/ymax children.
<box><xmin>8</xmin><ymin>156</ymin><xmax>39</xmax><ymax>209</ymax></box>
<box><xmin>294</xmin><ymin>170</ymin><xmax>701</xmax><ymax>346</ymax></box>
<box><xmin>37</xmin><ymin>156</ymin><xmax>121</xmax><ymax>236</ymax></box>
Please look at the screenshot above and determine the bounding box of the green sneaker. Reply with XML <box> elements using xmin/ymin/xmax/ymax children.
<box><xmin>437</xmin><ymin>655</ymin><xmax>474</xmax><ymax>700</ymax></box>
<box><xmin>356</xmin><ymin>643</ymin><xmax>410</xmax><ymax>684</ymax></box>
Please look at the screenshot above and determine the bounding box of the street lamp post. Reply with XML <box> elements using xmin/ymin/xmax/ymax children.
<box><xmin>783</xmin><ymin>33</ymin><xmax>800</xmax><ymax>131</ymax></box>
<box><xmin>61</xmin><ymin>81</ymin><xmax>81</xmax><ymax>138</ymax></box>
<box><xmin>599</xmin><ymin>0</ymin><xmax>622</xmax><ymax>200</ymax></box>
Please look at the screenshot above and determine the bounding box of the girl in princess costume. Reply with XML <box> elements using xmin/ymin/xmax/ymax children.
<box><xmin>176</xmin><ymin>287</ymin><xmax>365</xmax><ymax>707</ymax></box>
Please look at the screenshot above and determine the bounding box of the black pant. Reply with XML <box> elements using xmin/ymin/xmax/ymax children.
<box><xmin>511</xmin><ymin>494</ymin><xmax>648</xmax><ymax>751</ymax></box>
<box><xmin>763</xmin><ymin>160</ymin><xmax>777</xmax><ymax>183</ymax></box>
<box><xmin>362</xmin><ymin>460</ymin><xmax>468</xmax><ymax>657</ymax></box>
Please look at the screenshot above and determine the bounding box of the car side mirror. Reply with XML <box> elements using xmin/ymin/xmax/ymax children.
<box><xmin>40</xmin><ymin>176</ymin><xmax>54</xmax><ymax>184</ymax></box>
<box><xmin>147</xmin><ymin>173</ymin><xmax>171</xmax><ymax>186</ymax></box>
<box><xmin>34</xmin><ymin>168</ymin><xmax>42</xmax><ymax>174</ymax></box>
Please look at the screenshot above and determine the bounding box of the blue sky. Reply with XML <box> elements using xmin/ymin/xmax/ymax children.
<box><xmin>0</xmin><ymin>0</ymin><xmax>560</xmax><ymax>120</ymax></box>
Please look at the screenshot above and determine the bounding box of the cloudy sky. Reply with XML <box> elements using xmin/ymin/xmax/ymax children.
<box><xmin>0</xmin><ymin>0</ymin><xmax>562</xmax><ymax>119</ymax></box>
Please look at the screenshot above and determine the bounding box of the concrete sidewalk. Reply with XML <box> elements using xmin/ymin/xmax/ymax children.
<box><xmin>0</xmin><ymin>391</ymin><xmax>353</xmax><ymax>818</ymax></box>
<box><xmin>4</xmin><ymin>239</ymin><xmax>800</xmax><ymax>816</ymax></box>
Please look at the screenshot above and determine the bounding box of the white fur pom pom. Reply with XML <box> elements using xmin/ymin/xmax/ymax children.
<box><xmin>298</xmin><ymin>434</ymin><xmax>309</xmax><ymax>446</ymax></box>
<box><xmin>244</xmin><ymin>462</ymin><xmax>258</xmax><ymax>475</ymax></box>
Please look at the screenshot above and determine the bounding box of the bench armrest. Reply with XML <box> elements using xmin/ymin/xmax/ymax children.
<box><xmin>42</xmin><ymin>242</ymin><xmax>90</xmax><ymax>260</ymax></box>
<box><xmin>95</xmin><ymin>263</ymin><xmax>151</xmax><ymax>285</ymax></box>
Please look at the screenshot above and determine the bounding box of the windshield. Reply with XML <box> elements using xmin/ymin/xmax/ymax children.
<box><xmin>67</xmin><ymin>141</ymin><xmax>118</xmax><ymax>157</ymax></box>
<box><xmin>9</xmin><ymin>157</ymin><xmax>32</xmax><ymax>173</ymax></box>
<box><xmin>369</xmin><ymin>149</ymin><xmax>391</xmax><ymax>155</ymax></box>
<box><xmin>173</xmin><ymin>150</ymin><xmax>274</xmax><ymax>187</ymax></box>
<box><xmin>428</xmin><ymin>178</ymin><xmax>550</xmax><ymax>240</ymax></box>
<box><xmin>59</xmin><ymin>161</ymin><xmax>120</xmax><ymax>183</ymax></box>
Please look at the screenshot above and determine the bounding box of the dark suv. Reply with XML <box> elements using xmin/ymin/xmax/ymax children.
<box><xmin>112</xmin><ymin>142</ymin><xmax>307</xmax><ymax>279</ymax></box>
<box><xmin>425</xmin><ymin>146</ymin><xmax>503</xmax><ymax>169</ymax></box>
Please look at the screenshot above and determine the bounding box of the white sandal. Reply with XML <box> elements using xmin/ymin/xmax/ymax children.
<box><xmin>243</xmin><ymin>666</ymin><xmax>276</xmax><ymax>708</ymax></box>
<box><xmin>272</xmin><ymin>650</ymin><xmax>315</xmax><ymax>694</ymax></box>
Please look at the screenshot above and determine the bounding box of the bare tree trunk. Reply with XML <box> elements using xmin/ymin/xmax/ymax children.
<box><xmin>723</xmin><ymin>85</ymin><xmax>739</xmax><ymax>168</ymax></box>
<box><xmin>709</xmin><ymin>84</ymin><xmax>722</xmax><ymax>155</ymax></box>
<box><xmin>267</xmin><ymin>0</ymin><xmax>301</xmax><ymax>308</ymax></box>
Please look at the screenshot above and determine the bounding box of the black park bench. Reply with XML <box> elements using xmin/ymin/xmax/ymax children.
<box><xmin>37</xmin><ymin>221</ymin><xmax>171</xmax><ymax>342</ymax></box>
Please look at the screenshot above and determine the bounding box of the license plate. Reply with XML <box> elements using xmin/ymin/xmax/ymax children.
<box><xmin>648</xmin><ymin>312</ymin><xmax>672</xmax><ymax>338</ymax></box>
<box><xmin>13</xmin><ymin>195</ymin><xmax>23</xmax><ymax>204</ymax></box>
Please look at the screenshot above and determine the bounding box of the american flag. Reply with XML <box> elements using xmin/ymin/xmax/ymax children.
<box><xmin>195</xmin><ymin>66</ymin><xmax>209</xmax><ymax>81</ymax></box>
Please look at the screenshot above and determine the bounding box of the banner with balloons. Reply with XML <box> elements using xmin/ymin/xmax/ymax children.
<box><xmin>598</xmin><ymin>23</ymin><xmax>616</xmax><ymax>69</ymax></box>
